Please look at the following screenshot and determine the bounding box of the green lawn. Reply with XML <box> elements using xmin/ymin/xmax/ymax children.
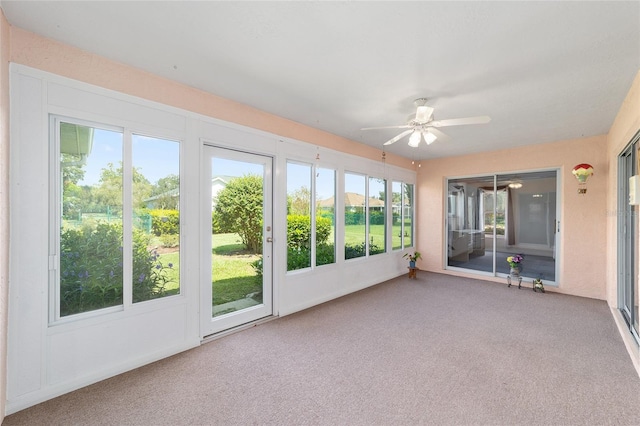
<box><xmin>157</xmin><ymin>224</ymin><xmax>413</xmax><ymax>305</ymax></box>
<box><xmin>157</xmin><ymin>233</ymin><xmax>262</xmax><ymax>306</ymax></box>
<box><xmin>343</xmin><ymin>223</ymin><xmax>412</xmax><ymax>249</ymax></box>
<box><xmin>211</xmin><ymin>233</ymin><xmax>261</xmax><ymax>306</ymax></box>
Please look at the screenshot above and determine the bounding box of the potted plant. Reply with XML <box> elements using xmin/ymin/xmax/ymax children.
<box><xmin>506</xmin><ymin>254</ymin><xmax>523</xmax><ymax>276</ymax></box>
<box><xmin>403</xmin><ymin>251</ymin><xmax>422</xmax><ymax>268</ymax></box>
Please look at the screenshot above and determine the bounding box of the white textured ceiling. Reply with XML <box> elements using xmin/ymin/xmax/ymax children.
<box><xmin>2</xmin><ymin>1</ymin><xmax>639</xmax><ymax>160</ymax></box>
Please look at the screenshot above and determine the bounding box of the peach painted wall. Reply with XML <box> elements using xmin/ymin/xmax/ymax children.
<box><xmin>416</xmin><ymin>135</ymin><xmax>608</xmax><ymax>300</ymax></box>
<box><xmin>0</xmin><ymin>8</ymin><xmax>10</xmax><ymax>424</ymax></box>
<box><xmin>6</xmin><ymin>23</ymin><xmax>635</xmax><ymax>304</ymax></box>
<box><xmin>9</xmin><ymin>27</ymin><xmax>413</xmax><ymax>171</ymax></box>
<box><xmin>606</xmin><ymin>70</ymin><xmax>640</xmax><ymax>307</ymax></box>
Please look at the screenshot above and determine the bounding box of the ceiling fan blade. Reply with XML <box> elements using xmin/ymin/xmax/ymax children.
<box><xmin>426</xmin><ymin>127</ymin><xmax>451</xmax><ymax>143</ymax></box>
<box><xmin>430</xmin><ymin>115</ymin><xmax>491</xmax><ymax>127</ymax></box>
<box><xmin>361</xmin><ymin>124</ymin><xmax>412</xmax><ymax>131</ymax></box>
<box><xmin>383</xmin><ymin>129</ymin><xmax>414</xmax><ymax>145</ymax></box>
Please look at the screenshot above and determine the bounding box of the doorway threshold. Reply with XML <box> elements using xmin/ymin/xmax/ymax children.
<box><xmin>201</xmin><ymin>315</ymin><xmax>278</xmax><ymax>344</ymax></box>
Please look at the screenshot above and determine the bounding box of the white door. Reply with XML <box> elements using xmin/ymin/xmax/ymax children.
<box><xmin>201</xmin><ymin>146</ymin><xmax>273</xmax><ymax>337</ymax></box>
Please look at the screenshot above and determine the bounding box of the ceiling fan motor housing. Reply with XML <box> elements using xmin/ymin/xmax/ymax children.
<box><xmin>364</xmin><ymin>97</ymin><xmax>490</xmax><ymax>147</ymax></box>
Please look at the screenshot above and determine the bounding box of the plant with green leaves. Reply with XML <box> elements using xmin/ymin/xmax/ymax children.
<box><xmin>286</xmin><ymin>215</ymin><xmax>333</xmax><ymax>271</ymax></box>
<box><xmin>213</xmin><ymin>174</ymin><xmax>263</xmax><ymax>253</ymax></box>
<box><xmin>148</xmin><ymin>209</ymin><xmax>180</xmax><ymax>236</ymax></box>
<box><xmin>60</xmin><ymin>222</ymin><xmax>124</xmax><ymax>316</ymax></box>
<box><xmin>403</xmin><ymin>251</ymin><xmax>422</xmax><ymax>262</ymax></box>
<box><xmin>60</xmin><ymin>222</ymin><xmax>177</xmax><ymax>316</ymax></box>
<box><xmin>345</xmin><ymin>241</ymin><xmax>382</xmax><ymax>259</ymax></box>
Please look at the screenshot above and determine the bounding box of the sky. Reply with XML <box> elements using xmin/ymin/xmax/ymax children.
<box><xmin>77</xmin><ymin>128</ymin><xmax>385</xmax><ymax>200</ymax></box>
<box><xmin>77</xmin><ymin>129</ymin><xmax>180</xmax><ymax>186</ymax></box>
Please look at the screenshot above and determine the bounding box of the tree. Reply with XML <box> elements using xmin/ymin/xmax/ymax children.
<box><xmin>151</xmin><ymin>174</ymin><xmax>180</xmax><ymax>210</ymax></box>
<box><xmin>288</xmin><ymin>187</ymin><xmax>311</xmax><ymax>215</ymax></box>
<box><xmin>93</xmin><ymin>163</ymin><xmax>122</xmax><ymax>210</ymax></box>
<box><xmin>61</xmin><ymin>154</ymin><xmax>90</xmax><ymax>219</ymax></box>
<box><xmin>61</xmin><ymin>153</ymin><xmax>86</xmax><ymax>186</ymax></box>
<box><xmin>214</xmin><ymin>174</ymin><xmax>263</xmax><ymax>253</ymax></box>
<box><xmin>93</xmin><ymin>162</ymin><xmax>153</xmax><ymax>212</ymax></box>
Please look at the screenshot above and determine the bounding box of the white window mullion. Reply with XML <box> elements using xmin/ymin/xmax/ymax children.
<box><xmin>50</xmin><ymin>117</ymin><xmax>62</xmax><ymax>322</ymax></box>
<box><xmin>492</xmin><ymin>175</ymin><xmax>498</xmax><ymax>274</ymax></box>
<box><xmin>365</xmin><ymin>175</ymin><xmax>370</xmax><ymax>256</ymax></box>
<box><xmin>401</xmin><ymin>182</ymin><xmax>405</xmax><ymax>250</ymax></box>
<box><xmin>122</xmin><ymin>131</ymin><xmax>133</xmax><ymax>308</ymax></box>
<box><xmin>311</xmin><ymin>164</ymin><xmax>317</xmax><ymax>268</ymax></box>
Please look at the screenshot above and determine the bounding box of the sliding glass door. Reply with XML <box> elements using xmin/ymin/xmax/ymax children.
<box><xmin>447</xmin><ymin>170</ymin><xmax>558</xmax><ymax>283</ymax></box>
<box><xmin>618</xmin><ymin>137</ymin><xmax>640</xmax><ymax>342</ymax></box>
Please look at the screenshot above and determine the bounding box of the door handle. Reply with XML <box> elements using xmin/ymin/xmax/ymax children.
<box><xmin>266</xmin><ymin>237</ymin><xmax>273</xmax><ymax>243</ymax></box>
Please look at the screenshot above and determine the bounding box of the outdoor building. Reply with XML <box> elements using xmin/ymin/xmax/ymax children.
<box><xmin>145</xmin><ymin>176</ymin><xmax>231</xmax><ymax>210</ymax></box>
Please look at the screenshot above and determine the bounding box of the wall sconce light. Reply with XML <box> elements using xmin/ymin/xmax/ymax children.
<box><xmin>572</xmin><ymin>163</ymin><xmax>594</xmax><ymax>194</ymax></box>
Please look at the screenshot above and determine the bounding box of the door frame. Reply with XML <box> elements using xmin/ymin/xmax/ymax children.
<box><xmin>445</xmin><ymin>169</ymin><xmax>560</xmax><ymax>284</ymax></box>
<box><xmin>618</xmin><ymin>131</ymin><xmax>640</xmax><ymax>343</ymax></box>
<box><xmin>200</xmin><ymin>145</ymin><xmax>274</xmax><ymax>338</ymax></box>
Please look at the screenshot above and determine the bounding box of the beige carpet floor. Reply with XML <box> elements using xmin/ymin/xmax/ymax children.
<box><xmin>5</xmin><ymin>272</ymin><xmax>640</xmax><ymax>425</ymax></box>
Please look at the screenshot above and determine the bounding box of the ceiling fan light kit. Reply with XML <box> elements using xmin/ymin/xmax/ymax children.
<box><xmin>362</xmin><ymin>98</ymin><xmax>491</xmax><ymax>148</ymax></box>
<box><xmin>423</xmin><ymin>131</ymin><xmax>437</xmax><ymax>145</ymax></box>
<box><xmin>408</xmin><ymin>130</ymin><xmax>421</xmax><ymax>147</ymax></box>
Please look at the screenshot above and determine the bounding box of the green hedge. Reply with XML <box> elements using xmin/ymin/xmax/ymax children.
<box><xmin>286</xmin><ymin>215</ymin><xmax>333</xmax><ymax>271</ymax></box>
<box><xmin>345</xmin><ymin>211</ymin><xmax>365</xmax><ymax>225</ymax></box>
<box><xmin>369</xmin><ymin>210</ymin><xmax>385</xmax><ymax>225</ymax></box>
<box><xmin>345</xmin><ymin>242</ymin><xmax>382</xmax><ymax>259</ymax></box>
<box><xmin>287</xmin><ymin>215</ymin><xmax>332</xmax><ymax>249</ymax></box>
<box><xmin>148</xmin><ymin>209</ymin><xmax>179</xmax><ymax>236</ymax></box>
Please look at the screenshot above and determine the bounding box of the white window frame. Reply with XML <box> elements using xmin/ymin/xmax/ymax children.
<box><xmin>49</xmin><ymin>115</ymin><xmax>184</xmax><ymax>324</ymax></box>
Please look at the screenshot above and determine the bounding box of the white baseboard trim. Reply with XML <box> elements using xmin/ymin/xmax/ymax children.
<box><xmin>5</xmin><ymin>338</ymin><xmax>201</xmax><ymax>415</ymax></box>
<box><xmin>279</xmin><ymin>270</ymin><xmax>401</xmax><ymax>317</ymax></box>
<box><xmin>610</xmin><ymin>307</ymin><xmax>640</xmax><ymax>378</ymax></box>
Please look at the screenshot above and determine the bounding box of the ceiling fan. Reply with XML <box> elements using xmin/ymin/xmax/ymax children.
<box><xmin>361</xmin><ymin>98</ymin><xmax>491</xmax><ymax>147</ymax></box>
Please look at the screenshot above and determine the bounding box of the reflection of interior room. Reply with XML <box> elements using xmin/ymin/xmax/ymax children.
<box><xmin>447</xmin><ymin>171</ymin><xmax>557</xmax><ymax>282</ymax></box>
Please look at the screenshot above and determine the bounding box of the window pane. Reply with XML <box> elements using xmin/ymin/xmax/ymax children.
<box><xmin>403</xmin><ymin>183</ymin><xmax>414</xmax><ymax>248</ymax></box>
<box><xmin>132</xmin><ymin>135</ymin><xmax>180</xmax><ymax>302</ymax></box>
<box><xmin>368</xmin><ymin>177</ymin><xmax>386</xmax><ymax>255</ymax></box>
<box><xmin>287</xmin><ymin>162</ymin><xmax>311</xmax><ymax>271</ymax></box>
<box><xmin>392</xmin><ymin>182</ymin><xmax>403</xmax><ymax>250</ymax></box>
<box><xmin>59</xmin><ymin>123</ymin><xmax>123</xmax><ymax>316</ymax></box>
<box><xmin>316</xmin><ymin>167</ymin><xmax>336</xmax><ymax>266</ymax></box>
<box><xmin>345</xmin><ymin>172</ymin><xmax>366</xmax><ymax>259</ymax></box>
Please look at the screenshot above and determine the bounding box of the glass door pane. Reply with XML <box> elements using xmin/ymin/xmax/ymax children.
<box><xmin>202</xmin><ymin>146</ymin><xmax>272</xmax><ymax>336</ymax></box>
<box><xmin>619</xmin><ymin>145</ymin><xmax>637</xmax><ymax>333</ymax></box>
<box><xmin>498</xmin><ymin>172</ymin><xmax>557</xmax><ymax>282</ymax></box>
<box><xmin>447</xmin><ymin>177</ymin><xmax>490</xmax><ymax>273</ymax></box>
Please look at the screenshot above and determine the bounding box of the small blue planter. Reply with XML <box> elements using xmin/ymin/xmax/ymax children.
<box><xmin>409</xmin><ymin>261</ymin><xmax>416</xmax><ymax>268</ymax></box>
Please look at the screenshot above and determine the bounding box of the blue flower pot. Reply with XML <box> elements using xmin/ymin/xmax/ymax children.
<box><xmin>409</xmin><ymin>261</ymin><xmax>416</xmax><ymax>268</ymax></box>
